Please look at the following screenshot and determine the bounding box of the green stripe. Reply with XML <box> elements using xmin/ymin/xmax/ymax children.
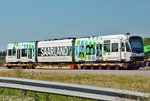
<box><xmin>144</xmin><ymin>45</ymin><xmax>150</xmax><ymax>53</ymax></box>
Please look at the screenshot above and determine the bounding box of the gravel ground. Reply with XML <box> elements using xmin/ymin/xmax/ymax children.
<box><xmin>0</xmin><ymin>66</ymin><xmax>150</xmax><ymax>77</ymax></box>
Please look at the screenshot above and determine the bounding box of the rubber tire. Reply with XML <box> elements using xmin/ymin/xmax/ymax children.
<box><xmin>146</xmin><ymin>61</ymin><xmax>150</xmax><ymax>66</ymax></box>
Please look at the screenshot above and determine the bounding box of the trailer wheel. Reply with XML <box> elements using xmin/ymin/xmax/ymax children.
<box><xmin>15</xmin><ymin>65</ymin><xmax>18</xmax><ymax>69</ymax></box>
<box><xmin>134</xmin><ymin>66</ymin><xmax>140</xmax><ymax>70</ymax></box>
<box><xmin>90</xmin><ymin>65</ymin><xmax>94</xmax><ymax>70</ymax></box>
<box><xmin>26</xmin><ymin>66</ymin><xmax>28</xmax><ymax>69</ymax></box>
<box><xmin>115</xmin><ymin>65</ymin><xmax>119</xmax><ymax>70</ymax></box>
<box><xmin>7</xmin><ymin>66</ymin><xmax>11</xmax><ymax>69</ymax></box>
<box><xmin>107</xmin><ymin>65</ymin><xmax>110</xmax><ymax>70</ymax></box>
<box><xmin>99</xmin><ymin>65</ymin><xmax>102</xmax><ymax>70</ymax></box>
<box><xmin>146</xmin><ymin>61</ymin><xmax>150</xmax><ymax>66</ymax></box>
<box><xmin>83</xmin><ymin>65</ymin><xmax>86</xmax><ymax>70</ymax></box>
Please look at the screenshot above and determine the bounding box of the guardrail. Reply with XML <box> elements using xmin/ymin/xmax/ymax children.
<box><xmin>0</xmin><ymin>77</ymin><xmax>149</xmax><ymax>101</ymax></box>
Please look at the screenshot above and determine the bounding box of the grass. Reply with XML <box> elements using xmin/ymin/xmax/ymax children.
<box><xmin>1</xmin><ymin>68</ymin><xmax>150</xmax><ymax>93</ymax></box>
<box><xmin>0</xmin><ymin>88</ymin><xmax>96</xmax><ymax>101</ymax></box>
<box><xmin>0</xmin><ymin>56</ymin><xmax>5</xmax><ymax>66</ymax></box>
<box><xmin>0</xmin><ymin>61</ymin><xmax>5</xmax><ymax>67</ymax></box>
<box><xmin>0</xmin><ymin>68</ymin><xmax>150</xmax><ymax>100</ymax></box>
<box><xmin>0</xmin><ymin>62</ymin><xmax>3</xmax><ymax>67</ymax></box>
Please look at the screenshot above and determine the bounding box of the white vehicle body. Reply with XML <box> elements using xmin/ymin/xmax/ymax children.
<box><xmin>6</xmin><ymin>34</ymin><xmax>144</xmax><ymax>64</ymax></box>
<box><xmin>37</xmin><ymin>39</ymin><xmax>73</xmax><ymax>63</ymax></box>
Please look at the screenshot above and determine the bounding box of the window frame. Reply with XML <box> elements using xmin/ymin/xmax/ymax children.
<box><xmin>8</xmin><ymin>49</ymin><xmax>12</xmax><ymax>56</ymax></box>
<box><xmin>13</xmin><ymin>48</ymin><xmax>16</xmax><ymax>56</ymax></box>
<box><xmin>104</xmin><ymin>40</ymin><xmax>110</xmax><ymax>52</ymax></box>
<box><xmin>112</xmin><ymin>43</ymin><xmax>118</xmax><ymax>52</ymax></box>
<box><xmin>121</xmin><ymin>43</ymin><xmax>125</xmax><ymax>52</ymax></box>
<box><xmin>22</xmin><ymin>49</ymin><xmax>27</xmax><ymax>57</ymax></box>
<box><xmin>126</xmin><ymin>42</ymin><xmax>131</xmax><ymax>52</ymax></box>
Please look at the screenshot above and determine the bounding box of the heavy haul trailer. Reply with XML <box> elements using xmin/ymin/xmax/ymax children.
<box><xmin>4</xmin><ymin>34</ymin><xmax>145</xmax><ymax>70</ymax></box>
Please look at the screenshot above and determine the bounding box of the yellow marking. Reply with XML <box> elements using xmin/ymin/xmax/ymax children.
<box><xmin>109</xmin><ymin>64</ymin><xmax>116</xmax><ymax>66</ymax></box>
<box><xmin>35</xmin><ymin>65</ymin><xmax>70</xmax><ymax>69</ymax></box>
<box><xmin>80</xmin><ymin>63</ymin><xmax>120</xmax><ymax>67</ymax></box>
<box><xmin>3</xmin><ymin>64</ymin><xmax>32</xmax><ymax>67</ymax></box>
<box><xmin>101</xmin><ymin>64</ymin><xmax>107</xmax><ymax>66</ymax></box>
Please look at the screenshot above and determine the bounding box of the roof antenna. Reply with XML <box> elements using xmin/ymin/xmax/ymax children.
<box><xmin>126</xmin><ymin>33</ymin><xmax>130</xmax><ymax>39</ymax></box>
<box><xmin>126</xmin><ymin>33</ymin><xmax>130</xmax><ymax>36</ymax></box>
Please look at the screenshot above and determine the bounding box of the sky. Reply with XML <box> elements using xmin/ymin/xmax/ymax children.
<box><xmin>0</xmin><ymin>0</ymin><xmax>150</xmax><ymax>51</ymax></box>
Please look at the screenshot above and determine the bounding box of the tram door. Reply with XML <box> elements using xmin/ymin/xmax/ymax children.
<box><xmin>125</xmin><ymin>42</ymin><xmax>132</xmax><ymax>61</ymax></box>
<box><xmin>28</xmin><ymin>49</ymin><xmax>32</xmax><ymax>59</ymax></box>
<box><xmin>121</xmin><ymin>43</ymin><xmax>126</xmax><ymax>60</ymax></box>
<box><xmin>111</xmin><ymin>43</ymin><xmax>119</xmax><ymax>61</ymax></box>
<box><xmin>17</xmin><ymin>49</ymin><xmax>20</xmax><ymax>59</ymax></box>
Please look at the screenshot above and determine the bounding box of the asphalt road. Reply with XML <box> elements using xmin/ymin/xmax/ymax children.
<box><xmin>0</xmin><ymin>66</ymin><xmax>150</xmax><ymax>77</ymax></box>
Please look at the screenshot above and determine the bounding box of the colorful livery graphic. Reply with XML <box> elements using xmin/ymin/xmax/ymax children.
<box><xmin>144</xmin><ymin>45</ymin><xmax>150</xmax><ymax>66</ymax></box>
<box><xmin>5</xmin><ymin>34</ymin><xmax>145</xmax><ymax>70</ymax></box>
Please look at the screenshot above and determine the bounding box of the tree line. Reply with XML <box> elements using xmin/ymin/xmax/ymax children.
<box><xmin>0</xmin><ymin>51</ymin><xmax>6</xmax><ymax>56</ymax></box>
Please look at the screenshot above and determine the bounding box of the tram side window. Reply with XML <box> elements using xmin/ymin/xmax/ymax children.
<box><xmin>96</xmin><ymin>43</ymin><xmax>102</xmax><ymax>57</ymax></box>
<box><xmin>112</xmin><ymin>43</ymin><xmax>118</xmax><ymax>52</ymax></box>
<box><xmin>8</xmin><ymin>50</ymin><xmax>12</xmax><ymax>56</ymax></box>
<box><xmin>126</xmin><ymin>42</ymin><xmax>131</xmax><ymax>52</ymax></box>
<box><xmin>22</xmin><ymin>49</ymin><xmax>27</xmax><ymax>57</ymax></box>
<box><xmin>121</xmin><ymin>43</ymin><xmax>125</xmax><ymax>51</ymax></box>
<box><xmin>13</xmin><ymin>48</ymin><xmax>16</xmax><ymax>56</ymax></box>
<box><xmin>104</xmin><ymin>40</ymin><xmax>110</xmax><ymax>52</ymax></box>
<box><xmin>38</xmin><ymin>48</ymin><xmax>42</xmax><ymax>56</ymax></box>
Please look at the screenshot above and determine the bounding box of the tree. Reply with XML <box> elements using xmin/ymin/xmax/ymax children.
<box><xmin>143</xmin><ymin>37</ymin><xmax>150</xmax><ymax>46</ymax></box>
<box><xmin>0</xmin><ymin>51</ymin><xmax>6</xmax><ymax>56</ymax></box>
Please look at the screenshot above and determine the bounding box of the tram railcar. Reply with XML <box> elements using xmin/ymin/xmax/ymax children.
<box><xmin>5</xmin><ymin>34</ymin><xmax>144</xmax><ymax>69</ymax></box>
<box><xmin>6</xmin><ymin>42</ymin><xmax>37</xmax><ymax>63</ymax></box>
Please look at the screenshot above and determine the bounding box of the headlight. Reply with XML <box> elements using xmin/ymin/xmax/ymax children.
<box><xmin>141</xmin><ymin>53</ymin><xmax>144</xmax><ymax>57</ymax></box>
